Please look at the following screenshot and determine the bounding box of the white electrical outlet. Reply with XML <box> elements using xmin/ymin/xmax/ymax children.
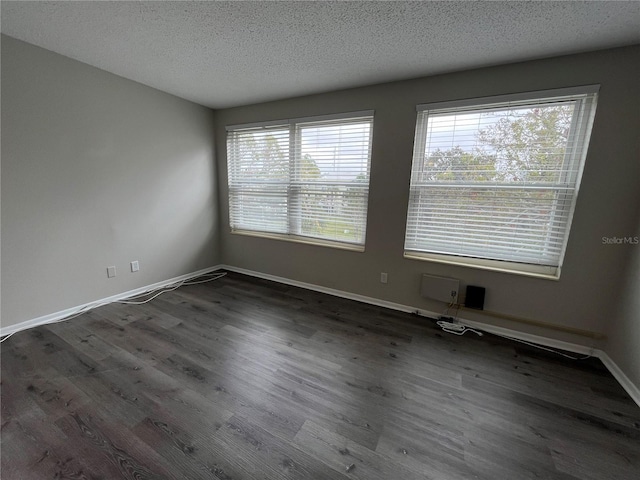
<box><xmin>131</xmin><ymin>260</ymin><xmax>140</xmax><ymax>272</ymax></box>
<box><xmin>380</xmin><ymin>272</ymin><xmax>388</xmax><ymax>284</ymax></box>
<box><xmin>107</xmin><ymin>266</ymin><xmax>116</xmax><ymax>278</ymax></box>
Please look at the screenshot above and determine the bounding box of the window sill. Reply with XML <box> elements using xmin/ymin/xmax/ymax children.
<box><xmin>231</xmin><ymin>229</ymin><xmax>365</xmax><ymax>252</ymax></box>
<box><xmin>403</xmin><ymin>251</ymin><xmax>560</xmax><ymax>280</ymax></box>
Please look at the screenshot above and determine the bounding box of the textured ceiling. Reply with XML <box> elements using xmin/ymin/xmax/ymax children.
<box><xmin>2</xmin><ymin>1</ymin><xmax>639</xmax><ymax>109</ymax></box>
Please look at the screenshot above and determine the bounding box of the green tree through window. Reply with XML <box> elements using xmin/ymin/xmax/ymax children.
<box><xmin>227</xmin><ymin>112</ymin><xmax>374</xmax><ymax>247</ymax></box>
<box><xmin>405</xmin><ymin>88</ymin><xmax>598</xmax><ymax>277</ymax></box>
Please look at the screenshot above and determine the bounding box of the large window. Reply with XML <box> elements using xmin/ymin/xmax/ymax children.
<box><xmin>404</xmin><ymin>87</ymin><xmax>598</xmax><ymax>278</ymax></box>
<box><xmin>227</xmin><ymin>111</ymin><xmax>373</xmax><ymax>249</ymax></box>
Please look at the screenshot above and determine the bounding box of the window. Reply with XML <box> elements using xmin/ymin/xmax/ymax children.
<box><xmin>227</xmin><ymin>111</ymin><xmax>373</xmax><ymax>249</ymax></box>
<box><xmin>404</xmin><ymin>86</ymin><xmax>598</xmax><ymax>278</ymax></box>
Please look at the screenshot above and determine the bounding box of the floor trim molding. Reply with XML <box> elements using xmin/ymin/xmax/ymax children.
<box><xmin>221</xmin><ymin>265</ymin><xmax>593</xmax><ymax>354</ymax></box>
<box><xmin>0</xmin><ymin>265</ymin><xmax>223</xmax><ymax>338</ymax></box>
<box><xmin>598</xmin><ymin>351</ymin><xmax>640</xmax><ymax>407</ymax></box>
<box><xmin>4</xmin><ymin>263</ymin><xmax>637</xmax><ymax>407</ymax></box>
<box><xmin>221</xmin><ymin>264</ymin><xmax>639</xmax><ymax>407</ymax></box>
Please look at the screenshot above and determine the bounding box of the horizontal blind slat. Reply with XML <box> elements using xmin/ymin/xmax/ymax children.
<box><xmin>227</xmin><ymin>113</ymin><xmax>373</xmax><ymax>245</ymax></box>
<box><xmin>405</xmin><ymin>90</ymin><xmax>597</xmax><ymax>270</ymax></box>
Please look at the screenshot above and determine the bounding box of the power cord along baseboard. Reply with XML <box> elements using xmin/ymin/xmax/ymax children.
<box><xmin>0</xmin><ymin>271</ymin><xmax>228</xmax><ymax>343</ymax></box>
<box><xmin>436</xmin><ymin>317</ymin><xmax>483</xmax><ymax>336</ymax></box>
<box><xmin>433</xmin><ymin>314</ymin><xmax>593</xmax><ymax>360</ymax></box>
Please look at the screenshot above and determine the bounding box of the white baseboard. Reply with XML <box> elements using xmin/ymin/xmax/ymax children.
<box><xmin>0</xmin><ymin>265</ymin><xmax>224</xmax><ymax>338</ymax></box>
<box><xmin>221</xmin><ymin>264</ymin><xmax>594</xmax><ymax>354</ymax></box>
<box><xmin>455</xmin><ymin>317</ymin><xmax>597</xmax><ymax>357</ymax></box>
<box><xmin>221</xmin><ymin>264</ymin><xmax>427</xmax><ymax>314</ymax></box>
<box><xmin>4</xmin><ymin>263</ymin><xmax>637</xmax><ymax>407</ymax></box>
<box><xmin>220</xmin><ymin>264</ymin><xmax>639</xmax><ymax>407</ymax></box>
<box><xmin>597</xmin><ymin>351</ymin><xmax>640</xmax><ymax>407</ymax></box>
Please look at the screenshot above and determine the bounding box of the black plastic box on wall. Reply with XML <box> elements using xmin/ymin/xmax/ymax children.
<box><xmin>465</xmin><ymin>286</ymin><xmax>486</xmax><ymax>310</ymax></box>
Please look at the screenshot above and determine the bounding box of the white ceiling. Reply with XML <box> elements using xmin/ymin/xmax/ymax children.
<box><xmin>2</xmin><ymin>1</ymin><xmax>639</xmax><ymax>109</ymax></box>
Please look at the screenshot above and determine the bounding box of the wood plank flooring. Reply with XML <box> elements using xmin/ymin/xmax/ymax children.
<box><xmin>2</xmin><ymin>271</ymin><xmax>639</xmax><ymax>479</ymax></box>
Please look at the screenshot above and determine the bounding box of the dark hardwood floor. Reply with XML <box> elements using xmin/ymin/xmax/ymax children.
<box><xmin>2</xmin><ymin>271</ymin><xmax>639</xmax><ymax>479</ymax></box>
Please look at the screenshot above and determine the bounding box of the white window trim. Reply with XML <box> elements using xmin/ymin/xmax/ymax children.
<box><xmin>416</xmin><ymin>85</ymin><xmax>600</xmax><ymax>112</ymax></box>
<box><xmin>231</xmin><ymin>229</ymin><xmax>366</xmax><ymax>252</ymax></box>
<box><xmin>405</xmin><ymin>86</ymin><xmax>599</xmax><ymax>279</ymax></box>
<box><xmin>226</xmin><ymin>110</ymin><xmax>375</xmax><ymax>132</ymax></box>
<box><xmin>226</xmin><ymin>110</ymin><xmax>374</xmax><ymax>249</ymax></box>
<box><xmin>403</xmin><ymin>251</ymin><xmax>562</xmax><ymax>279</ymax></box>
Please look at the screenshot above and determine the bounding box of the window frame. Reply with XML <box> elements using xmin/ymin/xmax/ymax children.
<box><xmin>226</xmin><ymin>110</ymin><xmax>374</xmax><ymax>251</ymax></box>
<box><xmin>404</xmin><ymin>86</ymin><xmax>599</xmax><ymax>279</ymax></box>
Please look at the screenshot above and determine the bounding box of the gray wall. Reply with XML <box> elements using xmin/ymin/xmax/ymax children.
<box><xmin>215</xmin><ymin>45</ymin><xmax>640</xmax><ymax>347</ymax></box>
<box><xmin>606</xmin><ymin>211</ymin><xmax>640</xmax><ymax>389</ymax></box>
<box><xmin>2</xmin><ymin>32</ymin><xmax>638</xmax><ymax>384</ymax></box>
<box><xmin>1</xmin><ymin>35</ymin><xmax>219</xmax><ymax>328</ymax></box>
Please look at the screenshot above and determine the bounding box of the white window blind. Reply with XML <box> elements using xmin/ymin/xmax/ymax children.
<box><xmin>404</xmin><ymin>87</ymin><xmax>598</xmax><ymax>277</ymax></box>
<box><xmin>227</xmin><ymin>111</ymin><xmax>374</xmax><ymax>247</ymax></box>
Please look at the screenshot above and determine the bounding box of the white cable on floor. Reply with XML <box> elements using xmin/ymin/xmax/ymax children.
<box><xmin>494</xmin><ymin>334</ymin><xmax>593</xmax><ymax>360</ymax></box>
<box><xmin>435</xmin><ymin>317</ymin><xmax>592</xmax><ymax>360</ymax></box>
<box><xmin>0</xmin><ymin>271</ymin><xmax>227</xmax><ymax>343</ymax></box>
<box><xmin>436</xmin><ymin>320</ymin><xmax>483</xmax><ymax>336</ymax></box>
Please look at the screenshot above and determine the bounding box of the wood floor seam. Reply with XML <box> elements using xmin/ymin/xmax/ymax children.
<box><xmin>2</xmin><ymin>271</ymin><xmax>638</xmax><ymax>479</ymax></box>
